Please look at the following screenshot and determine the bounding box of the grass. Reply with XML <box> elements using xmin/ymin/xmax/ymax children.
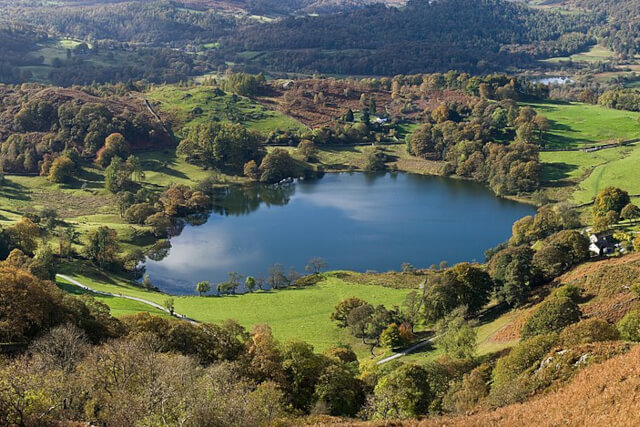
<box><xmin>541</xmin><ymin>144</ymin><xmax>640</xmax><ymax>203</ymax></box>
<box><xmin>57</xmin><ymin>279</ymin><xmax>170</xmax><ymax>318</ymax></box>
<box><xmin>400</xmin><ymin>309</ymin><xmax>520</xmax><ymax>366</ymax></box>
<box><xmin>57</xmin><ymin>261</ymin><xmax>411</xmax><ymax>356</ymax></box>
<box><xmin>145</xmin><ymin>85</ymin><xmax>308</xmax><ymax>137</ymax></box>
<box><xmin>542</xmin><ymin>44</ymin><xmax>615</xmax><ymax>64</ymax></box>
<box><xmin>526</xmin><ymin>101</ymin><xmax>640</xmax><ymax>148</ymax></box>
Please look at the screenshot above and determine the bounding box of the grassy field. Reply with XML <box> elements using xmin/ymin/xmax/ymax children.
<box><xmin>57</xmin><ymin>262</ymin><xmax>411</xmax><ymax>355</ymax></box>
<box><xmin>57</xmin><ymin>280</ymin><xmax>170</xmax><ymax>318</ymax></box>
<box><xmin>540</xmin><ymin>143</ymin><xmax>640</xmax><ymax>203</ymax></box>
<box><xmin>542</xmin><ymin>44</ymin><xmax>615</xmax><ymax>64</ymax></box>
<box><xmin>146</xmin><ymin>85</ymin><xmax>308</xmax><ymax>137</ymax></box>
<box><xmin>526</xmin><ymin>101</ymin><xmax>640</xmax><ymax>148</ymax></box>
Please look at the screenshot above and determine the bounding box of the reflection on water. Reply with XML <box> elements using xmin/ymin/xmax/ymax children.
<box><xmin>145</xmin><ymin>173</ymin><xmax>535</xmax><ymax>294</ymax></box>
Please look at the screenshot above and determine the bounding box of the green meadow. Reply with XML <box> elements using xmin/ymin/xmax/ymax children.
<box><xmin>526</xmin><ymin>101</ymin><xmax>640</xmax><ymax>148</ymax></box>
<box><xmin>57</xmin><ymin>262</ymin><xmax>411</xmax><ymax>355</ymax></box>
<box><xmin>145</xmin><ymin>85</ymin><xmax>308</xmax><ymax>137</ymax></box>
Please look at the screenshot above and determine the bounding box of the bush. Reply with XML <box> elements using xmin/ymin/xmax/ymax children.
<box><xmin>553</xmin><ymin>284</ymin><xmax>582</xmax><ymax>302</ymax></box>
<box><xmin>124</xmin><ymin>203</ymin><xmax>157</xmax><ymax>225</ymax></box>
<box><xmin>559</xmin><ymin>318</ymin><xmax>620</xmax><ymax>346</ymax></box>
<box><xmin>521</xmin><ymin>296</ymin><xmax>581</xmax><ymax>339</ymax></box>
<box><xmin>492</xmin><ymin>333</ymin><xmax>558</xmax><ymax>388</ymax></box>
<box><xmin>617</xmin><ymin>308</ymin><xmax>640</xmax><ymax>341</ymax></box>
<box><xmin>380</xmin><ymin>323</ymin><xmax>403</xmax><ymax>349</ymax></box>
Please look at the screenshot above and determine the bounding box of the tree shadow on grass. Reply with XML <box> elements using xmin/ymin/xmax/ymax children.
<box><xmin>541</xmin><ymin>162</ymin><xmax>578</xmax><ymax>184</ymax></box>
<box><xmin>0</xmin><ymin>180</ymin><xmax>31</xmax><ymax>201</ymax></box>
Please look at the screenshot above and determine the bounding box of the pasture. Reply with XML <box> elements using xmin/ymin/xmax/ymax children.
<box><xmin>57</xmin><ymin>262</ymin><xmax>411</xmax><ymax>355</ymax></box>
<box><xmin>145</xmin><ymin>85</ymin><xmax>308</xmax><ymax>137</ymax></box>
<box><xmin>527</xmin><ymin>101</ymin><xmax>640</xmax><ymax>148</ymax></box>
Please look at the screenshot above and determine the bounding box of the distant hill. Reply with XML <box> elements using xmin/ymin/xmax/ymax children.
<box><xmin>225</xmin><ymin>0</ymin><xmax>599</xmax><ymax>75</ymax></box>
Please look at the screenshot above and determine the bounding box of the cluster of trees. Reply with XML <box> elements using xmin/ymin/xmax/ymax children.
<box><xmin>46</xmin><ymin>46</ymin><xmax>206</xmax><ymax>86</ymax></box>
<box><xmin>0</xmin><ymin>264</ymin><xmax>474</xmax><ymax>423</ymax></box>
<box><xmin>224</xmin><ymin>0</ymin><xmax>600</xmax><ymax>75</ymax></box>
<box><xmin>220</xmin><ymin>72</ymin><xmax>266</xmax><ymax>97</ymax></box>
<box><xmin>176</xmin><ymin>122</ymin><xmax>320</xmax><ymax>183</ymax></box>
<box><xmin>195</xmin><ymin>258</ymin><xmax>328</xmax><ymax>297</ymax></box>
<box><xmin>177</xmin><ymin>122</ymin><xmax>265</xmax><ymax>173</ymax></box>
<box><xmin>591</xmin><ymin>186</ymin><xmax>640</xmax><ymax>233</ymax></box>
<box><xmin>569</xmin><ymin>0</ymin><xmax>640</xmax><ymax>58</ymax></box>
<box><xmin>408</xmin><ymin>98</ymin><xmax>546</xmax><ymax>195</ymax></box>
<box><xmin>9</xmin><ymin>0</ymin><xmax>235</xmax><ymax>46</ymax></box>
<box><xmin>0</xmin><ymin>23</ymin><xmax>49</xmax><ymax>84</ymax></box>
<box><xmin>483</xmin><ymin>204</ymin><xmax>591</xmax><ymax>306</ymax></box>
<box><xmin>598</xmin><ymin>89</ymin><xmax>640</xmax><ymax>112</ymax></box>
<box><xmin>0</xmin><ymin>85</ymin><xmax>166</xmax><ymax>174</ymax></box>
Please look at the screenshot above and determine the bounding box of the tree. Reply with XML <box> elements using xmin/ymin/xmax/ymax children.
<box><xmin>259</xmin><ymin>149</ymin><xmax>297</xmax><ymax>183</ymax></box>
<box><xmin>369</xmin><ymin>364</ymin><xmax>431</xmax><ymax>419</ymax></box>
<box><xmin>344</xmin><ymin>109</ymin><xmax>354</xmax><ymax>122</ymax></box>
<box><xmin>380</xmin><ymin>323</ymin><xmax>403</xmax><ymax>349</ymax></box>
<box><xmin>228</xmin><ymin>272</ymin><xmax>243</xmax><ymax>294</ymax></box>
<box><xmin>435</xmin><ymin>307</ymin><xmax>477</xmax><ymax>359</ymax></box>
<box><xmin>267</xmin><ymin>263</ymin><xmax>286</xmax><ymax>289</ymax></box>
<box><xmin>488</xmin><ymin>246</ymin><xmax>536</xmax><ymax>307</ymax></box>
<box><xmin>521</xmin><ymin>296</ymin><xmax>581</xmax><ymax>339</ymax></box>
<box><xmin>621</xmin><ymin>203</ymin><xmax>640</xmax><ymax>223</ymax></box>
<box><xmin>422</xmin><ymin>263</ymin><xmax>493</xmax><ymax>322</ymax></box>
<box><xmin>346</xmin><ymin>303</ymin><xmax>375</xmax><ymax>343</ymax></box>
<box><xmin>104</xmin><ymin>156</ymin><xmax>133</xmax><ymax>193</ymax></box>
<box><xmin>364</xmin><ymin>147</ymin><xmax>387</xmax><ymax>171</ymax></box>
<box><xmin>30</xmin><ymin>324</ymin><xmax>90</xmax><ymax>373</ymax></box>
<box><xmin>145</xmin><ymin>212</ymin><xmax>173</xmax><ymax>238</ymax></box>
<box><xmin>331</xmin><ymin>297</ymin><xmax>369</xmax><ymax>328</ymax></box>
<box><xmin>314</xmin><ymin>363</ymin><xmax>365</xmax><ymax>416</ymax></box>
<box><xmin>305</xmin><ymin>257</ymin><xmax>328</xmax><ymax>274</ymax></box>
<box><xmin>281</xmin><ymin>341</ymin><xmax>325</xmax><ymax>411</ymax></box>
<box><xmin>297</xmin><ymin>140</ymin><xmax>317</xmax><ymax>162</ymax></box>
<box><xmin>243</xmin><ymin>160</ymin><xmax>260</xmax><ymax>180</ymax></box>
<box><xmin>593</xmin><ymin>186</ymin><xmax>630</xmax><ymax>218</ymax></box>
<box><xmin>402</xmin><ymin>291</ymin><xmax>423</xmax><ymax>332</ymax></box>
<box><xmin>5</xmin><ymin>217</ymin><xmax>40</xmax><ymax>255</ymax></box>
<box><xmin>96</xmin><ymin>133</ymin><xmax>130</xmax><ymax>168</ymax></box>
<box><xmin>533</xmin><ymin>230</ymin><xmax>590</xmax><ymax>280</ymax></box>
<box><xmin>48</xmin><ymin>155</ymin><xmax>75</xmax><ymax>183</ymax></box>
<box><xmin>245</xmin><ymin>276</ymin><xmax>257</xmax><ymax>292</ymax></box>
<box><xmin>196</xmin><ymin>281</ymin><xmax>211</xmax><ymax>296</ymax></box>
<box><xmin>162</xmin><ymin>298</ymin><xmax>175</xmax><ymax>316</ymax></box>
<box><xmin>177</xmin><ymin>122</ymin><xmax>264</xmax><ymax>171</ymax></box>
<box><xmin>85</xmin><ymin>226</ymin><xmax>120</xmax><ymax>269</ymax></box>
<box><xmin>124</xmin><ymin>203</ymin><xmax>156</xmax><ymax>225</ymax></box>
<box><xmin>559</xmin><ymin>318</ymin><xmax>619</xmax><ymax>346</ymax></box>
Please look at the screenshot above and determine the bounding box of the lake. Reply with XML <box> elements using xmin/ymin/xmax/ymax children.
<box><xmin>145</xmin><ymin>172</ymin><xmax>535</xmax><ymax>294</ymax></box>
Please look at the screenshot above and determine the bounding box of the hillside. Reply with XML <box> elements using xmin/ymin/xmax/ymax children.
<box><xmin>419</xmin><ymin>343</ymin><xmax>640</xmax><ymax>426</ymax></box>
<box><xmin>225</xmin><ymin>0</ymin><xmax>599</xmax><ymax>75</ymax></box>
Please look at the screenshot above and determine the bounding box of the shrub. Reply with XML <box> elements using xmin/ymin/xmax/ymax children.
<box><xmin>124</xmin><ymin>203</ymin><xmax>157</xmax><ymax>225</ymax></box>
<box><xmin>492</xmin><ymin>333</ymin><xmax>558</xmax><ymax>389</ymax></box>
<box><xmin>380</xmin><ymin>323</ymin><xmax>403</xmax><ymax>349</ymax></box>
<box><xmin>553</xmin><ymin>284</ymin><xmax>582</xmax><ymax>302</ymax></box>
<box><xmin>444</xmin><ymin>363</ymin><xmax>492</xmax><ymax>413</ymax></box>
<box><xmin>617</xmin><ymin>308</ymin><xmax>640</xmax><ymax>341</ymax></box>
<box><xmin>521</xmin><ymin>296</ymin><xmax>581</xmax><ymax>339</ymax></box>
<box><xmin>559</xmin><ymin>318</ymin><xmax>620</xmax><ymax>346</ymax></box>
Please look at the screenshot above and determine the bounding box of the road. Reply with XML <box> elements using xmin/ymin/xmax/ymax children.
<box><xmin>376</xmin><ymin>335</ymin><xmax>439</xmax><ymax>365</ymax></box>
<box><xmin>56</xmin><ymin>274</ymin><xmax>199</xmax><ymax>324</ymax></box>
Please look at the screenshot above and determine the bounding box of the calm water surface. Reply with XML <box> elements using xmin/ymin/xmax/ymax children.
<box><xmin>145</xmin><ymin>173</ymin><xmax>535</xmax><ymax>294</ymax></box>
